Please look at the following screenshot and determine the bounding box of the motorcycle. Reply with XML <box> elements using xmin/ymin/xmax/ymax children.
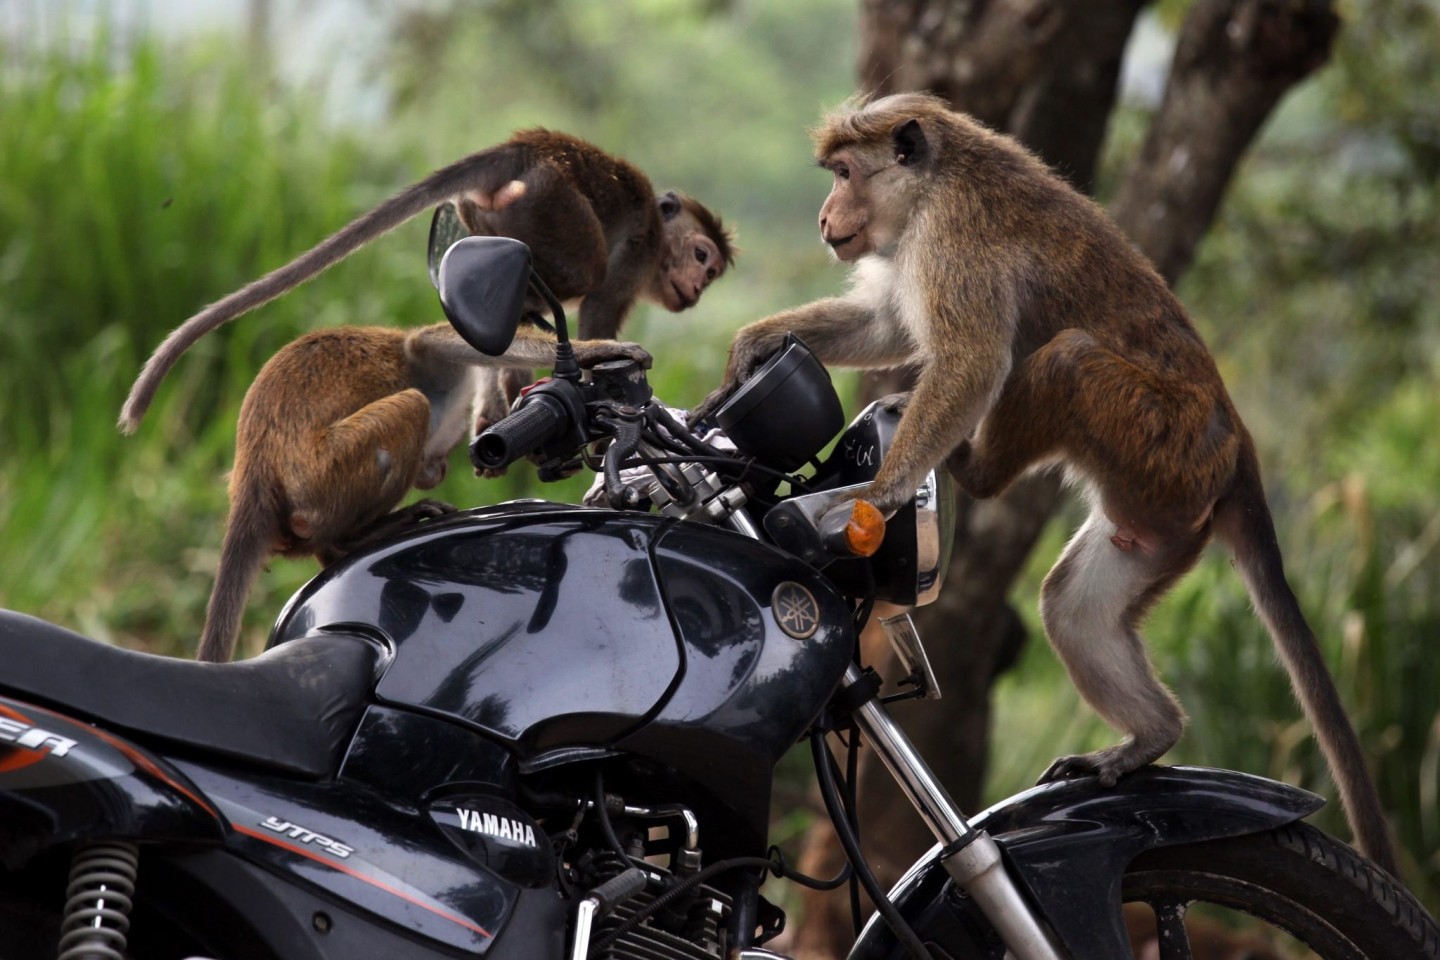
<box><xmin>2</xmin><ymin>234</ymin><xmax>1435</xmax><ymax>960</ymax></box>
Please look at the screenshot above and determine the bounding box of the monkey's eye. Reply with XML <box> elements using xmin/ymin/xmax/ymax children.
<box><xmin>834</xmin><ymin>163</ymin><xmax>851</xmax><ymax>181</ymax></box>
<box><xmin>659</xmin><ymin>192</ymin><xmax>681</xmax><ymax>220</ymax></box>
<box><xmin>696</xmin><ymin>246</ymin><xmax>719</xmax><ymax>281</ymax></box>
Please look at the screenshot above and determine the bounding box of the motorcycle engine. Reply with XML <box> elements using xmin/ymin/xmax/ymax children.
<box><xmin>556</xmin><ymin>797</ymin><xmax>752</xmax><ymax>960</ymax></box>
<box><xmin>590</xmin><ymin>865</ymin><xmax>732</xmax><ymax>960</ymax></box>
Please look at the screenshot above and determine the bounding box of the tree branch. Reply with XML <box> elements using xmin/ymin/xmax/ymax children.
<box><xmin>1113</xmin><ymin>0</ymin><xmax>1339</xmax><ymax>281</ymax></box>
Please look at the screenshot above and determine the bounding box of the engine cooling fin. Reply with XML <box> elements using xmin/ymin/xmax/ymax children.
<box><xmin>591</xmin><ymin>881</ymin><xmax>731</xmax><ymax>960</ymax></box>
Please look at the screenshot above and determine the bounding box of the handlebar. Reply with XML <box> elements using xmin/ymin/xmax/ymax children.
<box><xmin>470</xmin><ymin>377</ymin><xmax>589</xmax><ymax>473</ymax></box>
<box><xmin>471</xmin><ymin>392</ymin><xmax>572</xmax><ymax>471</ymax></box>
<box><xmin>466</xmin><ymin>356</ymin><xmax>889</xmax><ymax>565</ymax></box>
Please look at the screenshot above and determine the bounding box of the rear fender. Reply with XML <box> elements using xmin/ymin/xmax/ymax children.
<box><xmin>0</xmin><ymin>696</ymin><xmax>223</xmax><ymax>869</ymax></box>
<box><xmin>849</xmin><ymin>765</ymin><xmax>1323</xmax><ymax>960</ymax></box>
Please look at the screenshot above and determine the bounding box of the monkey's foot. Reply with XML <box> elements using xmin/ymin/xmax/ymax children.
<box><xmin>1038</xmin><ymin>747</ymin><xmax>1149</xmax><ymax>788</ymax></box>
<box><xmin>323</xmin><ymin>500</ymin><xmax>457</xmax><ymax>564</ymax></box>
<box><xmin>396</xmin><ymin>499</ymin><xmax>456</xmax><ymax>522</ymax></box>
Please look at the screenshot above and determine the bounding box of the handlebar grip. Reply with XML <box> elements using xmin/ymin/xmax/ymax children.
<box><xmin>471</xmin><ymin>393</ymin><xmax>570</xmax><ymax>471</ymax></box>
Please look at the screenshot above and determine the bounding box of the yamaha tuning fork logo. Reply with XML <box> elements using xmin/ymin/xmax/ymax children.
<box><xmin>772</xmin><ymin>581</ymin><xmax>820</xmax><ymax>640</ymax></box>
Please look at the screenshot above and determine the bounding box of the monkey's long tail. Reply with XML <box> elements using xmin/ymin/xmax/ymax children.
<box><xmin>1213</xmin><ymin>445</ymin><xmax>1398</xmax><ymax>876</ymax></box>
<box><xmin>118</xmin><ymin>146</ymin><xmax>525</xmax><ymax>433</ymax></box>
<box><xmin>196</xmin><ymin>491</ymin><xmax>273</xmax><ymax>664</ymax></box>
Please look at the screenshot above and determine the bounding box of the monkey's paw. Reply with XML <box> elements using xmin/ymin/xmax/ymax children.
<box><xmin>575</xmin><ymin>341</ymin><xmax>652</xmax><ymax>368</ymax></box>
<box><xmin>690</xmin><ymin>382</ymin><xmax>737</xmax><ymax>426</ymax></box>
<box><xmin>402</xmin><ymin>499</ymin><xmax>456</xmax><ymax>522</ymax></box>
<box><xmin>1038</xmin><ymin>751</ymin><xmax>1129</xmax><ymax>788</ymax></box>
<box><xmin>473</xmin><ymin>405</ymin><xmax>510</xmax><ymax>438</ymax></box>
<box><xmin>325</xmin><ymin>500</ymin><xmax>456</xmax><ymax>562</ymax></box>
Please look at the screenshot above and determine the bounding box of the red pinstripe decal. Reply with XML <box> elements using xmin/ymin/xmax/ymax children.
<box><xmin>0</xmin><ymin>703</ymin><xmax>42</xmax><ymax>774</ymax></box>
<box><xmin>10</xmin><ymin>700</ymin><xmax>218</xmax><ymax>820</ymax></box>
<box><xmin>232</xmin><ymin>824</ymin><xmax>493</xmax><ymax>940</ymax></box>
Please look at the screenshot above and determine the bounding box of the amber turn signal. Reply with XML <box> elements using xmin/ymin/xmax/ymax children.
<box><xmin>843</xmin><ymin>499</ymin><xmax>886</xmax><ymax>557</ymax></box>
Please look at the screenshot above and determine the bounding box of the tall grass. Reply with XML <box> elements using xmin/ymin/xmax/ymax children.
<box><xmin>0</xmin><ymin>33</ymin><xmax>437</xmax><ymax>651</ymax></box>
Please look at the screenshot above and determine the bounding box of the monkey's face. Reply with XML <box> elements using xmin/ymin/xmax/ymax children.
<box><xmin>818</xmin><ymin>145</ymin><xmax>917</xmax><ymax>262</ymax></box>
<box><xmin>657</xmin><ymin>208</ymin><xmax>727</xmax><ymax>312</ymax></box>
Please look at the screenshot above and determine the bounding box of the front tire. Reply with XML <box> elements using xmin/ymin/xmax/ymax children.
<box><xmin>1123</xmin><ymin>822</ymin><xmax>1438</xmax><ymax>958</ymax></box>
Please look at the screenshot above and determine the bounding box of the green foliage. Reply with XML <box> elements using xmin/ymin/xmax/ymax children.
<box><xmin>0</xmin><ymin>31</ymin><xmax>427</xmax><ymax>651</ymax></box>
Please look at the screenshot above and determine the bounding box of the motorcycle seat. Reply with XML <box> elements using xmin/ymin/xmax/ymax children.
<box><xmin>0</xmin><ymin>609</ymin><xmax>379</xmax><ymax>779</ymax></box>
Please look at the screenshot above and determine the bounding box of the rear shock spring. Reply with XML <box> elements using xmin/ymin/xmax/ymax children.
<box><xmin>57</xmin><ymin>841</ymin><xmax>139</xmax><ymax>960</ymax></box>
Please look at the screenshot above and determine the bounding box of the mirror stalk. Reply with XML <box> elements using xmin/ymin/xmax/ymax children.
<box><xmin>528</xmin><ymin>273</ymin><xmax>580</xmax><ymax>383</ymax></box>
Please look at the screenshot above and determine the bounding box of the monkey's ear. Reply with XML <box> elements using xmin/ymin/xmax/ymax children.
<box><xmin>892</xmin><ymin>119</ymin><xmax>929</xmax><ymax>167</ymax></box>
<box><xmin>659</xmin><ymin>190</ymin><xmax>682</xmax><ymax>221</ymax></box>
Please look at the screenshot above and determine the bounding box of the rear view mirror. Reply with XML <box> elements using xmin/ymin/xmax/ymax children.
<box><xmin>427</xmin><ymin>202</ymin><xmax>468</xmax><ymax>289</ymax></box>
<box><xmin>437</xmin><ymin>236</ymin><xmax>531</xmax><ymax>357</ymax></box>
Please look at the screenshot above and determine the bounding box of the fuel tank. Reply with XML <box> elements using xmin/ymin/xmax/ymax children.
<box><xmin>269</xmin><ymin>503</ymin><xmax>854</xmax><ymax>791</ymax></box>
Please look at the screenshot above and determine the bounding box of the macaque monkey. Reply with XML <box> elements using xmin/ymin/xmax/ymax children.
<box><xmin>195</xmin><ymin>322</ymin><xmax>649</xmax><ymax>664</ymax></box>
<box><xmin>695</xmin><ymin>93</ymin><xmax>1395</xmax><ymax>874</ymax></box>
<box><xmin>118</xmin><ymin>129</ymin><xmax>734</xmax><ymax>434</ymax></box>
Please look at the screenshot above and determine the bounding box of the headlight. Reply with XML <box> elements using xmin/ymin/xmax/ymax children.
<box><xmin>809</xmin><ymin>401</ymin><xmax>959</xmax><ymax>607</ymax></box>
<box><xmin>912</xmin><ymin>467</ymin><xmax>956</xmax><ymax>606</ymax></box>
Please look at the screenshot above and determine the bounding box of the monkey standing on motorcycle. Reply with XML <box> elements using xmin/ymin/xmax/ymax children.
<box><xmin>696</xmin><ymin>92</ymin><xmax>1396</xmax><ymax>876</ymax></box>
<box><xmin>118</xmin><ymin>130</ymin><xmax>735</xmax><ymax>665</ymax></box>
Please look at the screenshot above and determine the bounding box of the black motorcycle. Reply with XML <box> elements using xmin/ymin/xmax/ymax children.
<box><xmin>1</xmin><ymin>236</ymin><xmax>1434</xmax><ymax>960</ymax></box>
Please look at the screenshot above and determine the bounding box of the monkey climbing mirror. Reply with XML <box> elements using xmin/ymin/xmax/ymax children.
<box><xmin>437</xmin><ymin>236</ymin><xmax>531</xmax><ymax>356</ymax></box>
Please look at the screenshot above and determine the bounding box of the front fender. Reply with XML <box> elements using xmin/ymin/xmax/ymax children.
<box><xmin>849</xmin><ymin>765</ymin><xmax>1323</xmax><ymax>960</ymax></box>
<box><xmin>0</xmin><ymin>696</ymin><xmax>224</xmax><ymax>870</ymax></box>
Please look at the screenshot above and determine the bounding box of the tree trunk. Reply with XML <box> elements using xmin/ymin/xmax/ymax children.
<box><xmin>787</xmin><ymin>2</ymin><xmax>1337</xmax><ymax>956</ymax></box>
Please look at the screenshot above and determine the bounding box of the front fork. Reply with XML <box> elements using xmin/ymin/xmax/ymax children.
<box><xmin>836</xmin><ymin>656</ymin><xmax>1066</xmax><ymax>960</ymax></box>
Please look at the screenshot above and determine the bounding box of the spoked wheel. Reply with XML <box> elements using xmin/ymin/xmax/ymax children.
<box><xmin>1122</xmin><ymin>822</ymin><xmax>1438</xmax><ymax>959</ymax></box>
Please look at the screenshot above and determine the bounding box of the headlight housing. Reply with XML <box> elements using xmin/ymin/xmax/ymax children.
<box><xmin>813</xmin><ymin>401</ymin><xmax>957</xmax><ymax>607</ymax></box>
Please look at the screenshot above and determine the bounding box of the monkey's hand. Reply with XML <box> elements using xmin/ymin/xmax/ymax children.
<box><xmin>688</xmin><ymin>382</ymin><xmax>736</xmax><ymax>426</ymax></box>
<box><xmin>415</xmin><ymin>455</ymin><xmax>449</xmax><ymax>490</ymax></box>
<box><xmin>691</xmin><ymin>331</ymin><xmax>791</xmax><ymax>425</ymax></box>
<box><xmin>572</xmin><ymin>340</ymin><xmax>652</xmax><ymax>368</ymax></box>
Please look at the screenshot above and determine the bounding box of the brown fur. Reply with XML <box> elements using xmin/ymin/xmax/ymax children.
<box><xmin>196</xmin><ymin>323</ymin><xmax>647</xmax><ymax>663</ymax></box>
<box><xmin>695</xmin><ymin>92</ymin><xmax>1395</xmax><ymax>874</ymax></box>
<box><xmin>119</xmin><ymin>129</ymin><xmax>733</xmax><ymax>434</ymax></box>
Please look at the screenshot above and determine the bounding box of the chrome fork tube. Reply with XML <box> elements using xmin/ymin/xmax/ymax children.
<box><xmin>841</xmin><ymin>665</ymin><xmax>1067</xmax><ymax>960</ymax></box>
